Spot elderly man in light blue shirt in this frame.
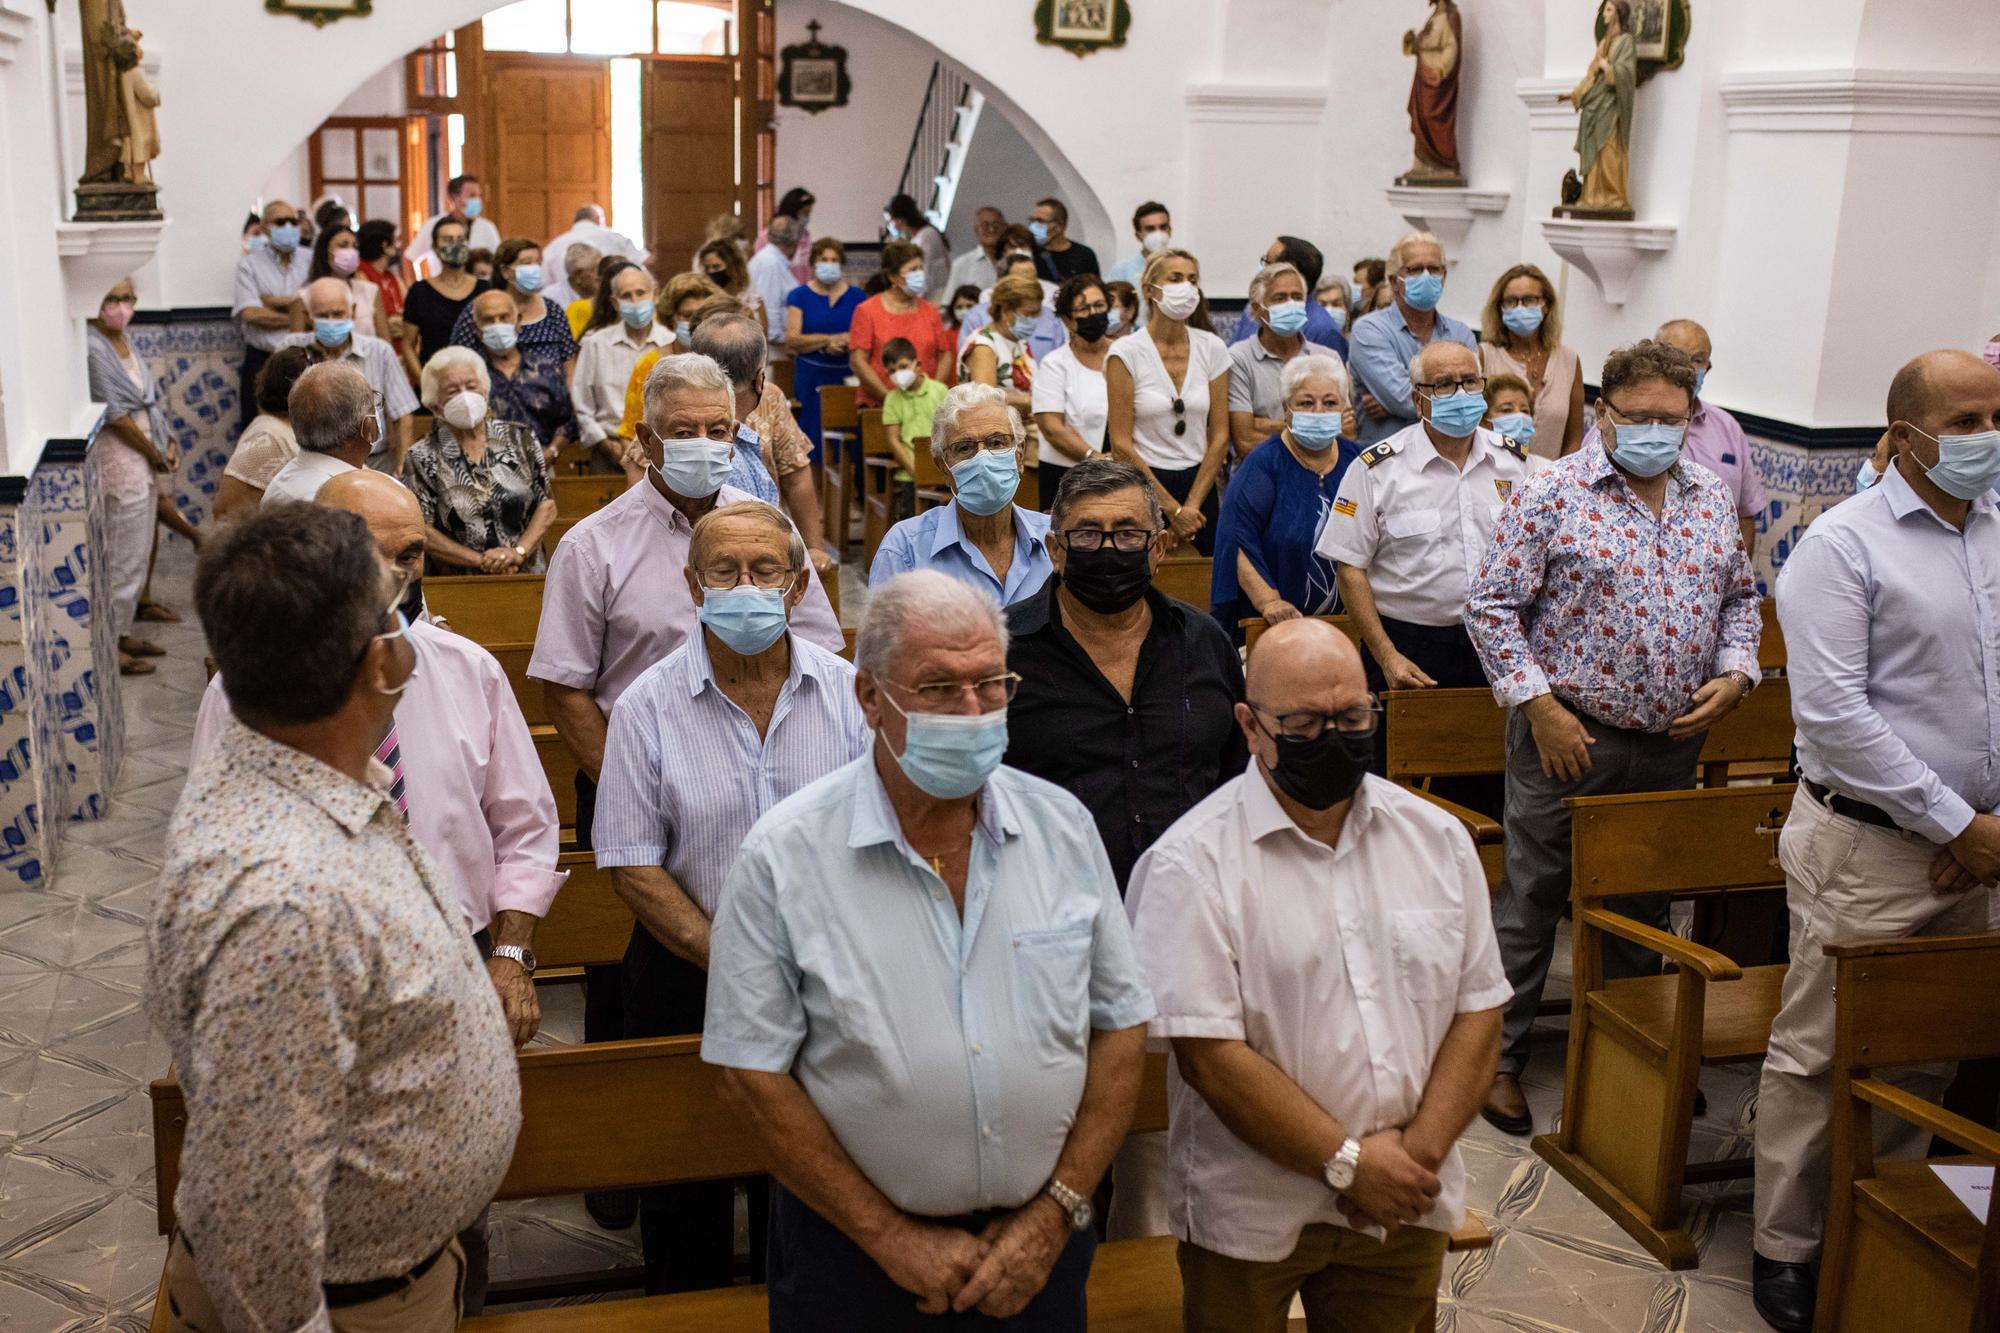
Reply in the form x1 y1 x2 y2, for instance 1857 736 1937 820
869 383 1054 607
704 569 1154 1332
1751 347 2000 1333
233 199 313 429
1346 231 1476 446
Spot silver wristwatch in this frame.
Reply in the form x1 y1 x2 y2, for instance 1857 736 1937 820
1044 1177 1093 1231
1724 669 1754 699
1323 1137 1363 1192
491 943 537 976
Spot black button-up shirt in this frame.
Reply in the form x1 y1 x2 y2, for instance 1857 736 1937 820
1005 578 1248 890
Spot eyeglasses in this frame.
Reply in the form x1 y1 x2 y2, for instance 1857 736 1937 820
1250 697 1383 741
1414 376 1486 395
941 433 1018 467
698 561 800 590
1058 527 1158 552
1602 399 1691 429
890 672 1022 709
1070 300 1109 318
1499 295 1546 310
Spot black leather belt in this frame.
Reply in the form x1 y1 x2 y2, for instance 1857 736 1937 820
1803 778 1899 831
322 1243 449 1308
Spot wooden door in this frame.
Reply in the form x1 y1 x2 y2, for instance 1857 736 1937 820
642 58 736 277
737 0 776 228
308 115 428 240
483 55 612 246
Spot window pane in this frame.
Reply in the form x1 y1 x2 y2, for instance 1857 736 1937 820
363 184 402 228
444 50 457 99
482 0 567 53
318 129 357 181
571 0 653 55
447 113 465 180
362 129 401 180
657 1 729 55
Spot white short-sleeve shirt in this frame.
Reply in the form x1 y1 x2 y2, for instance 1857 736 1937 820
1107 327 1231 472
1316 420 1529 627
1125 769 1512 1264
1029 342 1108 466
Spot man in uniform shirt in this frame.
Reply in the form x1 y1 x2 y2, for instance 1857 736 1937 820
1346 232 1477 446
1126 619 1507 1332
150 505 519 1333
232 198 312 430
279 277 422 468
1750 348 2000 1333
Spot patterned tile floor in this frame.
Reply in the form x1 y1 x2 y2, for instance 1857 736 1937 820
0 544 1771 1332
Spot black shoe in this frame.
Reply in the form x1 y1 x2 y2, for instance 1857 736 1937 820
1751 1254 1815 1333
585 1188 638 1230
1480 1103 1534 1136
1694 1088 1708 1118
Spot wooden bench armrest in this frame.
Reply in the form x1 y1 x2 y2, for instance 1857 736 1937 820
1406 789 1502 843
1853 1077 2000 1161
1823 932 2000 960
1576 907 1744 982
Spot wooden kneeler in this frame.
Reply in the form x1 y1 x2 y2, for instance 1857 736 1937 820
1533 784 1795 1267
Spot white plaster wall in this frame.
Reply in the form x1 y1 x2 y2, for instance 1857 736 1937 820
943 103 1065 254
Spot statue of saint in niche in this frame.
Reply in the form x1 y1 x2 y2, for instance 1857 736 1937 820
75 0 163 219
1558 0 1638 218
1399 0 1464 186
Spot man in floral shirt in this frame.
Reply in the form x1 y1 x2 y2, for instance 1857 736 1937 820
1463 339 1762 1135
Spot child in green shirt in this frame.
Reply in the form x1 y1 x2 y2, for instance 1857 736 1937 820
880 337 949 478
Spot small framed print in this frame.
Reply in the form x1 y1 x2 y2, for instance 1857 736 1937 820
265 0 373 27
779 21 852 115
1036 0 1131 58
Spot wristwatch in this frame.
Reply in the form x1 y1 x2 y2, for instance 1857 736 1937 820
1323 1137 1364 1192
1044 1177 1094 1231
491 943 537 976
1723 669 1755 699
511 544 527 559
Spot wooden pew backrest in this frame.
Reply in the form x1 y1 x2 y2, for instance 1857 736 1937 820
1829 934 2000 1072
427 574 546 646
550 475 625 523
1569 784 1794 901
1151 557 1211 608
1759 598 1784 673
534 853 635 971
486 642 546 726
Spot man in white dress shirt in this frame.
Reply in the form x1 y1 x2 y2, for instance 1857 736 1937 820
279 278 422 467
748 214 803 345
543 201 647 279
1126 619 1506 1333
1750 348 2000 1333
264 362 373 506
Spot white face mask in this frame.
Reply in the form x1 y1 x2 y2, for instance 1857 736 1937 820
1141 229 1171 253
441 390 487 430
890 367 918 391
1155 281 1201 321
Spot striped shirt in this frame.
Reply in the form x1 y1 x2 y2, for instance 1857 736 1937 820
232 244 314 352
593 629 871 919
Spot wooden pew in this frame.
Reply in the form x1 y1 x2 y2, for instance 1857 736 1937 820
484 642 547 726
551 474 626 522
1759 597 1784 674
1239 614 1360 653
426 574 545 646
536 725 578 840
818 384 859 551
1532 784 1795 1268
858 408 894 568
1815 933 2000 1333
532 852 635 974
150 1040 1491 1332
1151 556 1211 608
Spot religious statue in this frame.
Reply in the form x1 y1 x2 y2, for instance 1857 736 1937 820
1398 0 1464 186
1557 0 1637 218
74 0 163 220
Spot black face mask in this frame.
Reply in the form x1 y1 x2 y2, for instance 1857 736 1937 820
1262 725 1373 810
1061 545 1153 616
1073 312 1111 342
397 579 426 626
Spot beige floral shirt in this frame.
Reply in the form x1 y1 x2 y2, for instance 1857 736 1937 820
147 717 521 1333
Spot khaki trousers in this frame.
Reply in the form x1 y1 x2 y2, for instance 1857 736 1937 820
1179 1224 1448 1333
163 1231 466 1333
1752 787 1997 1261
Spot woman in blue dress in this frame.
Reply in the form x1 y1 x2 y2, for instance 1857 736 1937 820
1211 352 1361 641
784 237 867 458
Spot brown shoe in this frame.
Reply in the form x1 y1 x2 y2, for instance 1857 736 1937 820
136 600 181 623
119 636 165 657
119 654 156 677
1481 1073 1533 1136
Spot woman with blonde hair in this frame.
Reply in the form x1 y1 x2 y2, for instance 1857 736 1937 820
960 272 1044 434
1477 261 1584 458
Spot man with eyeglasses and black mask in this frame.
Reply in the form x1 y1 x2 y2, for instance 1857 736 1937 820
1126 618 1506 1333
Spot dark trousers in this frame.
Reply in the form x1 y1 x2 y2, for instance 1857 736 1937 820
1153 465 1219 557
1361 617 1503 819
238 344 269 432
623 925 768 1293
768 1183 1096 1332
573 771 623 1046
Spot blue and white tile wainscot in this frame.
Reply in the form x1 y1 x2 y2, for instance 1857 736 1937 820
128 308 246 530
0 478 53 885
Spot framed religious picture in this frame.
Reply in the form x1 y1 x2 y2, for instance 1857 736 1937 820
779 21 851 114
1035 0 1131 58
265 0 372 26
1603 0 1690 82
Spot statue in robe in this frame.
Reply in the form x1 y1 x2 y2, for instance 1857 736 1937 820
1561 0 1638 216
73 0 161 218
1399 0 1464 185
114 27 161 186
77 0 132 185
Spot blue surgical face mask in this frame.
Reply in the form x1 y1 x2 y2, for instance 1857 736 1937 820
1290 411 1342 451
675 319 693 343
1400 270 1444 312
950 447 1020 516
1105 308 1124 333
1493 412 1537 446
1501 304 1544 336
1426 389 1487 438
651 434 735 498
313 317 353 347
1029 220 1051 246
699 584 790 656
1010 314 1039 341
883 693 1010 799
480 322 518 353
619 299 655 329
903 269 929 298
1265 300 1309 335
462 196 483 219
814 260 842 284
1911 426 2000 501
1854 458 1880 493
1606 419 1688 478
246 233 271 253
1694 367 1709 398
1326 306 1348 333
510 263 544 294
268 222 301 251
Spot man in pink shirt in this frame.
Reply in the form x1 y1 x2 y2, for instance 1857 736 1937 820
1655 320 1768 556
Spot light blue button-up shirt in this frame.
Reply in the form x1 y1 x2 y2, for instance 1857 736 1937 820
728 423 781 504
232 244 315 353
1345 303 1478 445
703 755 1156 1217
868 501 1054 607
1777 457 2000 843
593 631 871 918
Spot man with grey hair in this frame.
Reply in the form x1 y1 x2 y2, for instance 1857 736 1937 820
530 354 842 1234
1348 230 1477 445
279 276 421 468
689 311 784 505
264 361 378 505
749 213 802 344
705 568 1154 1330
546 242 602 311
1228 260 1318 455
869 382 1054 606
595 499 869 1294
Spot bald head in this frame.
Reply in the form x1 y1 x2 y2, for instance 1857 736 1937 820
1656 319 1712 370
303 277 355 321
1411 340 1478 386
1245 618 1366 707
1887 348 2000 443
472 289 515 322
317 470 427 592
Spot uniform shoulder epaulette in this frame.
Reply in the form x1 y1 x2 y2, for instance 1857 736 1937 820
1495 434 1529 460
1359 438 1402 469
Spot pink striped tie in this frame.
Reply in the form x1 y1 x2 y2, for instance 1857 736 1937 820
373 723 409 822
